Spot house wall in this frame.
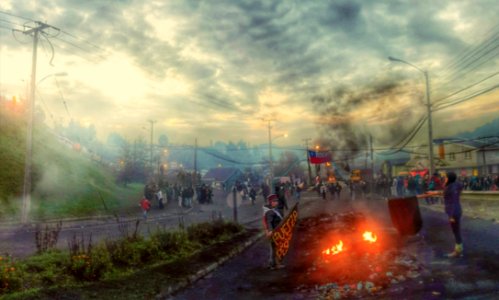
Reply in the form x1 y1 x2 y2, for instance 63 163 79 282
437 143 499 176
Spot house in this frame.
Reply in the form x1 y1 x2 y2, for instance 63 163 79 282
435 137 499 176
202 167 244 191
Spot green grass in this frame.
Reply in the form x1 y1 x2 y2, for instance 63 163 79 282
0 221 255 300
0 109 143 221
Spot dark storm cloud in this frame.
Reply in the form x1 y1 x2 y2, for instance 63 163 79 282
2 0 498 143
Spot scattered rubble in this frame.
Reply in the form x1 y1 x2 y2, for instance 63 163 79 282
293 211 425 299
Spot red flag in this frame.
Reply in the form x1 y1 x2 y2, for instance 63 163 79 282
308 150 332 164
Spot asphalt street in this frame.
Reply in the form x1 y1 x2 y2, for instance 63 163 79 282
0 189 269 258
1 190 498 299
170 191 499 300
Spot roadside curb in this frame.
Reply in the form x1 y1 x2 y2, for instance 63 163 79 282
156 231 265 299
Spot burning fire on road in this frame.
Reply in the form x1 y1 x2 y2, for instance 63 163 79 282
293 211 424 299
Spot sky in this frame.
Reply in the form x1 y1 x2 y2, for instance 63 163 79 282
0 0 498 152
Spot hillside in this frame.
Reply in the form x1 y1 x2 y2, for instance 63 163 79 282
455 118 499 139
0 107 142 221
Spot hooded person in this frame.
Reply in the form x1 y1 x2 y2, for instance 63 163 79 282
417 171 464 258
262 194 285 269
443 171 464 257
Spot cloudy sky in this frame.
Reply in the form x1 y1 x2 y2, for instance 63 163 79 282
0 0 498 151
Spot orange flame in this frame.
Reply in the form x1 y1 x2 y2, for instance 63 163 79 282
322 240 344 256
363 231 377 243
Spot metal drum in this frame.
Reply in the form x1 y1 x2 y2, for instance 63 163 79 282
388 196 423 236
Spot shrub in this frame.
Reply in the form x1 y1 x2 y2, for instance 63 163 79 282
151 230 192 255
0 255 23 294
35 222 62 253
105 238 145 268
187 220 244 245
68 247 112 281
21 251 67 286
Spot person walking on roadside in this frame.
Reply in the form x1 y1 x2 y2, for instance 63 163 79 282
139 196 151 220
263 194 284 270
275 184 289 216
418 171 464 258
249 186 257 205
157 189 164 209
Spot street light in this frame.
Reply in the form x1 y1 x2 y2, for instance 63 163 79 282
388 56 434 175
37 72 68 85
22 71 68 224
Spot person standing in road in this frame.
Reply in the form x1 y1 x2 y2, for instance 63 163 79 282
262 194 284 270
249 186 257 205
419 171 464 258
139 196 151 220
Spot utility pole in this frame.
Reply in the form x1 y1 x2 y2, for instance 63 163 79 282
193 138 198 186
262 118 276 191
388 57 434 176
425 71 435 176
148 120 156 177
21 21 50 224
370 134 374 197
268 119 274 191
303 138 313 186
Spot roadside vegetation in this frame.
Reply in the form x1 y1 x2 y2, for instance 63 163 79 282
1 218 253 299
0 107 143 221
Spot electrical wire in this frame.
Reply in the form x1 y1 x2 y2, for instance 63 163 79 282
433 71 499 104
439 41 499 87
433 84 499 112
0 10 36 22
437 23 499 78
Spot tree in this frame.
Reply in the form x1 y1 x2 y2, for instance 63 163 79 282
158 134 169 147
274 151 305 179
117 137 148 185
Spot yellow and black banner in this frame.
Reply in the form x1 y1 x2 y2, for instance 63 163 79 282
271 203 299 261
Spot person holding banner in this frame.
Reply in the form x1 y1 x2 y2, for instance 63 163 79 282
263 194 285 270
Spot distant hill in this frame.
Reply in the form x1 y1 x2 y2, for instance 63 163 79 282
454 118 499 139
0 106 142 221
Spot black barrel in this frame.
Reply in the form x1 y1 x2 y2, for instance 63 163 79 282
388 196 423 236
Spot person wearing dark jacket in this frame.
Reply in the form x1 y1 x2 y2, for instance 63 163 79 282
274 185 288 216
419 171 464 257
442 171 464 257
263 194 284 269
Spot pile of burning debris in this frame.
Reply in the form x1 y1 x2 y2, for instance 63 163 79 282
293 211 424 299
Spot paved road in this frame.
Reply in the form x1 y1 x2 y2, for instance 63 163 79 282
170 191 499 300
0 190 275 259
2 189 498 299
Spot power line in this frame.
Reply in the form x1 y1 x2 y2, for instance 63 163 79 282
0 10 36 22
440 40 499 86
58 29 106 53
433 71 499 104
437 23 499 77
0 18 25 28
433 84 499 112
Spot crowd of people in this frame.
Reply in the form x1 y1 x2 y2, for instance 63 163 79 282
140 182 215 218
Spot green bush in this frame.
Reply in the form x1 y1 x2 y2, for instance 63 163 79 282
187 220 244 245
67 245 112 281
0 255 24 295
105 237 154 268
21 251 67 287
151 230 191 254
0 219 248 298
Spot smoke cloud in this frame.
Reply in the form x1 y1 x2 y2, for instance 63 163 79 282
311 78 426 158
